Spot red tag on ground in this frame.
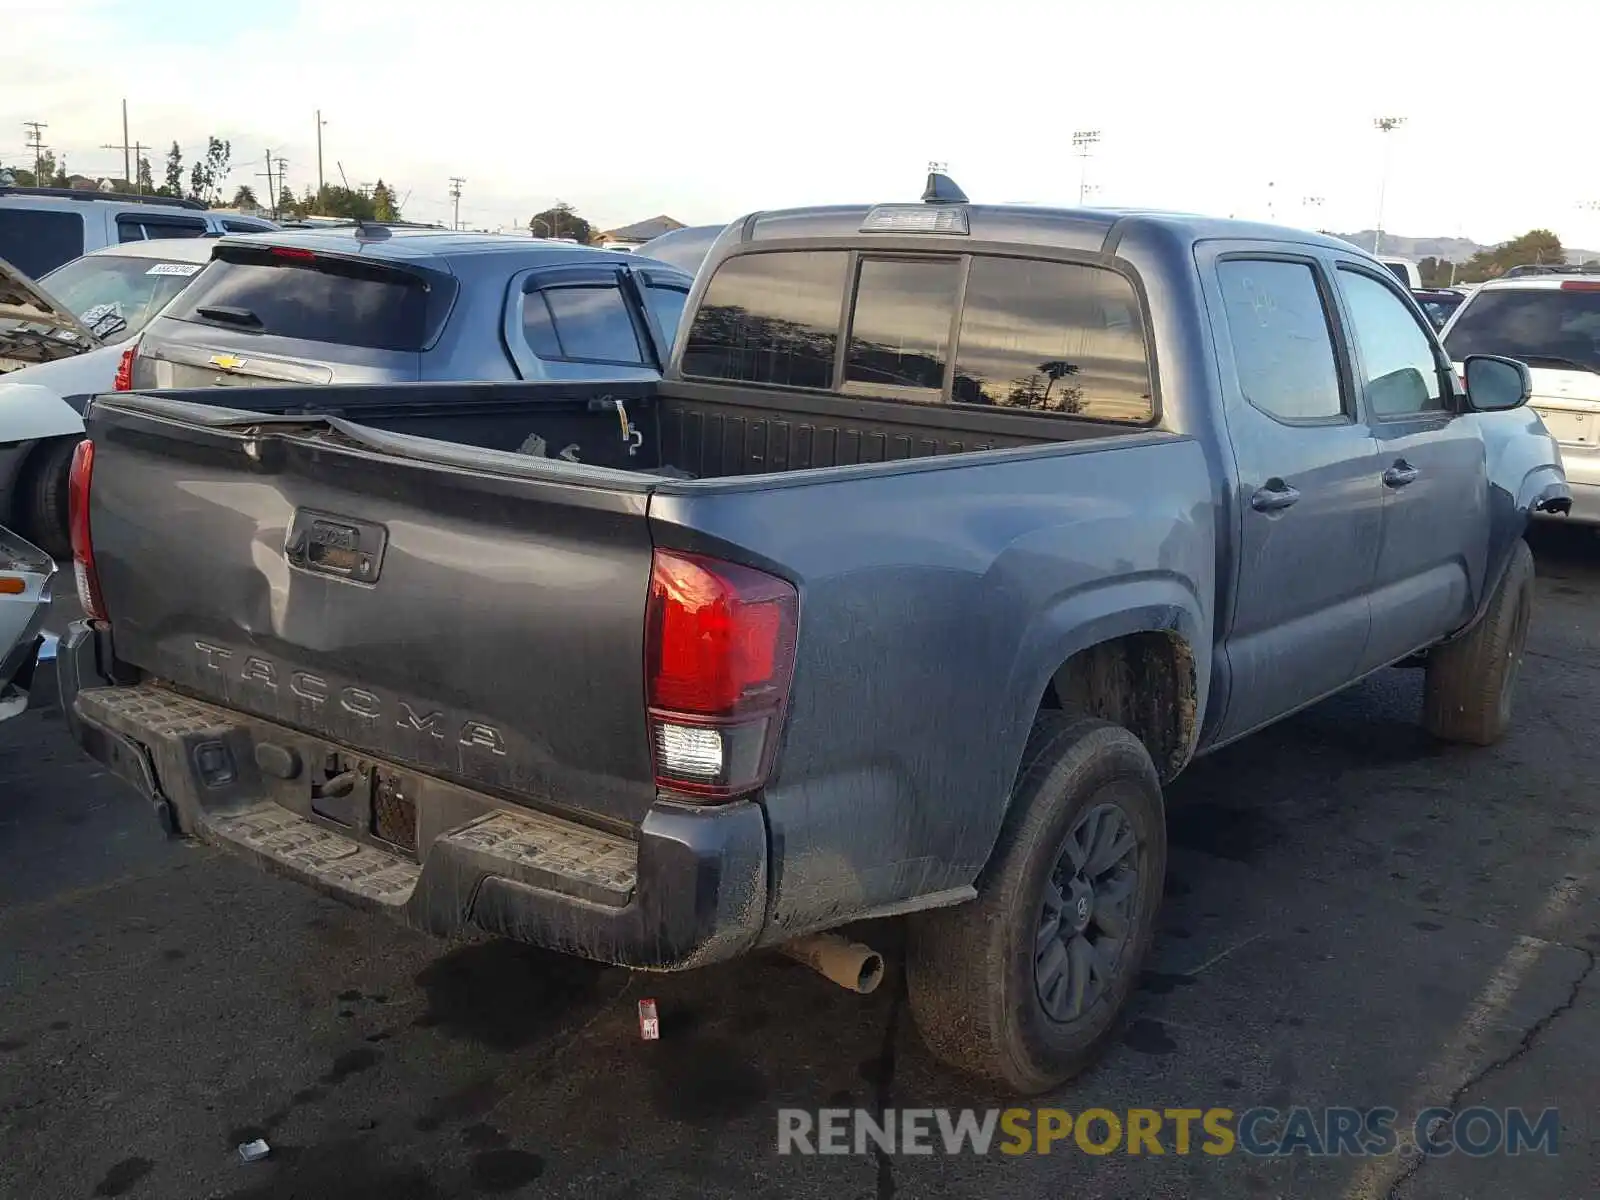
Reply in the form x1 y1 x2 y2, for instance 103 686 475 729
638 998 660 1040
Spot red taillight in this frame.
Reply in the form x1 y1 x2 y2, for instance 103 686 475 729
68 440 107 621
1560 280 1600 292
645 550 797 798
112 345 136 391
270 246 316 261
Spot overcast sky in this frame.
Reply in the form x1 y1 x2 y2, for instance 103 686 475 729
4 0 1597 247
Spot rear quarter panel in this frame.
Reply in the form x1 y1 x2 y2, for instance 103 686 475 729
649 434 1215 937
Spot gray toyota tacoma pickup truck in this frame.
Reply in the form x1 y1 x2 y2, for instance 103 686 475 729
57 175 1569 1093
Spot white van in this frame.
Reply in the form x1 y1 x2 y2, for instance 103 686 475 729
0 186 275 279
1378 256 1423 290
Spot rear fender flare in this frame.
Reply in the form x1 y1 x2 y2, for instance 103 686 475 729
981 576 1209 861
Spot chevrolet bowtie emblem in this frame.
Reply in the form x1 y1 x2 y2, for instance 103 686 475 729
208 354 247 371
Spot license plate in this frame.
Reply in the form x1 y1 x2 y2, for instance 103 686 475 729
1536 409 1595 446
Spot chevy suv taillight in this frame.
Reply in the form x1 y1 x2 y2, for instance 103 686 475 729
645 550 798 799
112 345 137 391
68 440 108 620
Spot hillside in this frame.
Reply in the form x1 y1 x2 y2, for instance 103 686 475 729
1333 230 1600 265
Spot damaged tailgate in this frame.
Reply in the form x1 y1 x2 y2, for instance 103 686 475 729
82 394 662 828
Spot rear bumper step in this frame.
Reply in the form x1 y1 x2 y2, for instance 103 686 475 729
61 623 767 969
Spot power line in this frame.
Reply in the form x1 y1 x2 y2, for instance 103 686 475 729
448 177 465 230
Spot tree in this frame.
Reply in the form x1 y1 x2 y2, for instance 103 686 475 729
163 142 184 197
1460 229 1565 283
313 184 378 221
188 161 206 201
203 137 231 203
231 184 259 210
136 154 154 195
277 184 299 218
529 202 593 244
370 178 399 222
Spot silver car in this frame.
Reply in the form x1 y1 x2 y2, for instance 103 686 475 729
1441 270 1600 523
0 524 53 723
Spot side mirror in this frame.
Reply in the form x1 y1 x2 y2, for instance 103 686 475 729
1463 354 1531 412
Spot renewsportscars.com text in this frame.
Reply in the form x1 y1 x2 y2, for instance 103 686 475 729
777 1106 1560 1158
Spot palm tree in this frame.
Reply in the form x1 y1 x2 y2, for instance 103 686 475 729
1037 360 1079 403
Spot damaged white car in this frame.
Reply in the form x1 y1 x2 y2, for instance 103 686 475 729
0 237 225 557
0 524 53 723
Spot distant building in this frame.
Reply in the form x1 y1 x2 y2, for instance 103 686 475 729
599 215 686 246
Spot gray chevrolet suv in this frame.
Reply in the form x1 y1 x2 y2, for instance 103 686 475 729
127 225 692 391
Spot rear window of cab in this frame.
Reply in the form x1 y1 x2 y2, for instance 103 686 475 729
680 249 1155 424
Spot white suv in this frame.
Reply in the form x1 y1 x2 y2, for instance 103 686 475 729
0 186 275 280
1441 269 1600 524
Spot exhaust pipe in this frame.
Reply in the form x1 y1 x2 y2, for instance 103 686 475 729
781 932 885 995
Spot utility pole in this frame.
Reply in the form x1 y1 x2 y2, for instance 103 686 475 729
23 121 47 183
315 110 327 202
448 177 465 230
1072 130 1100 205
1372 115 1406 257
257 150 277 216
121 100 130 183
100 140 150 193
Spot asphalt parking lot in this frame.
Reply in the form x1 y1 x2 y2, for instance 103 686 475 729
2 527 1597 1200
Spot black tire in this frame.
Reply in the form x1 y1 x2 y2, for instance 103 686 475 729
20 437 78 562
906 715 1167 1094
1423 538 1534 746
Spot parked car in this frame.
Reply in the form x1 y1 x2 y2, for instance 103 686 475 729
636 223 724 276
0 237 228 556
0 524 52 723
1413 287 1466 330
1378 256 1423 289
0 186 275 280
58 175 1566 1094
1440 271 1600 523
126 226 693 392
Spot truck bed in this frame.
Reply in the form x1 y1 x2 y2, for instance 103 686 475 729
105 377 1143 479
77 379 1208 917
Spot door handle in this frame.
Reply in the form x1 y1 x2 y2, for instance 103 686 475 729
1383 461 1419 488
1250 480 1301 512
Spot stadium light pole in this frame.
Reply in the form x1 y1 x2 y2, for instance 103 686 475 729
1372 116 1406 256
1072 130 1100 205
1579 201 1600 266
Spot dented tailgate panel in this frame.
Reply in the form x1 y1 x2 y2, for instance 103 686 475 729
85 404 660 826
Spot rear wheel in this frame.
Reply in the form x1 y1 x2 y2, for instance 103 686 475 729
906 716 1166 1094
1423 538 1534 746
21 437 78 562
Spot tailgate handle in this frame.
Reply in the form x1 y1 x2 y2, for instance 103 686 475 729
285 509 389 584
